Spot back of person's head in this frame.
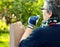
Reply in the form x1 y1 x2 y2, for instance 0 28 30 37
44 0 60 19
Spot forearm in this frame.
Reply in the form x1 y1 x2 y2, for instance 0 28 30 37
20 16 39 42
10 22 25 47
20 28 33 42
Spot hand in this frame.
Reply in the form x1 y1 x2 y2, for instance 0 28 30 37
28 15 40 29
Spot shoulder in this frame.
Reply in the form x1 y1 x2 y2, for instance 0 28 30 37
33 25 60 35
26 26 55 40
30 26 47 37
33 26 50 33
32 26 54 36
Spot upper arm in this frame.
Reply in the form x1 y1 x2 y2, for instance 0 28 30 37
19 27 45 47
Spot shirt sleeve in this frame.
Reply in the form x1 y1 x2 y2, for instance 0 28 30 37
19 27 45 47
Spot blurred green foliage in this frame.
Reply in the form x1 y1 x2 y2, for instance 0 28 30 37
0 20 9 29
0 20 10 47
0 0 44 26
0 33 10 47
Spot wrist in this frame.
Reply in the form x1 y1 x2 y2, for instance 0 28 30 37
27 24 34 29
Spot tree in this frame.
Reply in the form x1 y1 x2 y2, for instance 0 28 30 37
0 0 44 26
0 0 14 24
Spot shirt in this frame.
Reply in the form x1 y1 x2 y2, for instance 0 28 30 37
19 24 60 47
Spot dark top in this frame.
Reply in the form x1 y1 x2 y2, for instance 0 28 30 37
19 24 60 47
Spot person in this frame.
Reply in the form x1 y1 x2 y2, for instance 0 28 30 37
10 16 39 47
19 0 60 47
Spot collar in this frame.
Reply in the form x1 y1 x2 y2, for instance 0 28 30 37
41 18 60 27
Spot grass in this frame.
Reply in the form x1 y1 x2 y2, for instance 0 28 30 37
0 33 10 47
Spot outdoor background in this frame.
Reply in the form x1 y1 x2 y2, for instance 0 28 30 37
0 0 43 47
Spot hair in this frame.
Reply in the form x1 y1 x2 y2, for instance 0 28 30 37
44 0 60 19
